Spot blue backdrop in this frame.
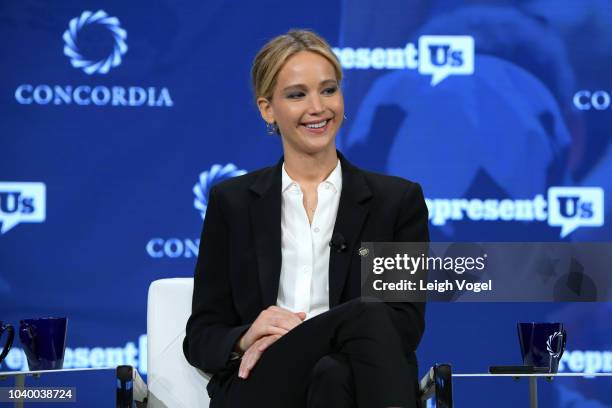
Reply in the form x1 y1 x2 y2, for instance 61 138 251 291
1 0 611 406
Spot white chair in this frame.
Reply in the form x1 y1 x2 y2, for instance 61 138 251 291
147 278 211 408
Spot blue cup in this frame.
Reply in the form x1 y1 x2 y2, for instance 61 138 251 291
19 317 68 371
518 322 566 373
0 321 15 365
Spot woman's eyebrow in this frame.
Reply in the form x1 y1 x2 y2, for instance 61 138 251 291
319 79 338 86
281 79 338 92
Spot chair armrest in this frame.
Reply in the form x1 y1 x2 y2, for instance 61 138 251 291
419 364 453 408
116 365 148 407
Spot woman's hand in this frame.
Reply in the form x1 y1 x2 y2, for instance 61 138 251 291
238 334 282 379
237 306 306 352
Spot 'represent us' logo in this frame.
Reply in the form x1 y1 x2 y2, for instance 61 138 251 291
333 35 474 86
548 187 604 238
418 36 474 86
0 182 46 234
425 186 605 238
63 10 128 75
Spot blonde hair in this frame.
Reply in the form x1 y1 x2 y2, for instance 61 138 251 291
251 29 343 104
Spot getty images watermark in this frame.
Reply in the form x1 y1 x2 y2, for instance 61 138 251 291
360 242 612 302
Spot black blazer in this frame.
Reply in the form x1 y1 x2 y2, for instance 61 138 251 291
183 151 429 375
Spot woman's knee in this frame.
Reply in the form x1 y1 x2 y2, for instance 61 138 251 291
308 354 354 399
307 354 355 408
350 299 393 324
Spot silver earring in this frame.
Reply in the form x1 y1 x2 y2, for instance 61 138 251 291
266 122 274 135
266 122 278 135
343 114 348 120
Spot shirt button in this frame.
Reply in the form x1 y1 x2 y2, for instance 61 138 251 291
313 227 320 233
325 184 330 190
302 266 309 274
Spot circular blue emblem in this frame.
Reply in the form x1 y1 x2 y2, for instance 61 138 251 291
194 164 247 220
63 10 128 75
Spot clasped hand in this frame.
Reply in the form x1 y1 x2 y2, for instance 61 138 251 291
237 306 306 379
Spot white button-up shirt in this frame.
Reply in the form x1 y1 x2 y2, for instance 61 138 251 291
276 160 342 319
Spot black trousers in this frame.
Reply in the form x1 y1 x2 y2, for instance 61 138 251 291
209 299 420 408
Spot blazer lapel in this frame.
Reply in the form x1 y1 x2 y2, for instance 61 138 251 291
329 153 373 307
249 161 283 308
249 153 372 309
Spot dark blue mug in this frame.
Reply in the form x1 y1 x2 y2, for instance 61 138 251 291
0 321 15 365
518 322 566 373
19 317 68 371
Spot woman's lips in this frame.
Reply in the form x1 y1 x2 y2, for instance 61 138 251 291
301 118 331 134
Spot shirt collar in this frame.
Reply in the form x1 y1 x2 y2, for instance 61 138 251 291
325 159 342 193
282 160 342 193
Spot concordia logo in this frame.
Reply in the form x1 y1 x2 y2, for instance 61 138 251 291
146 163 247 259
573 90 611 111
63 10 128 75
0 182 46 234
193 163 247 220
14 9 173 108
333 35 474 86
425 186 604 238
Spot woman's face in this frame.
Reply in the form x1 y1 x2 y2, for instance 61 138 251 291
258 51 344 156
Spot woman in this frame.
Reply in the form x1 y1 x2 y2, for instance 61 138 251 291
183 29 429 408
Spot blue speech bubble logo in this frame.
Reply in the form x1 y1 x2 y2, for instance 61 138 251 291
0 182 46 234
548 187 604 238
418 36 474 86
